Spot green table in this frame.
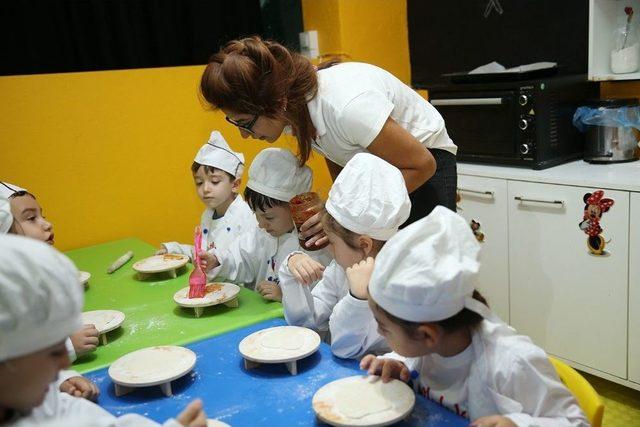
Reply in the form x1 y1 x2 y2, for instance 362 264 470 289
65 238 283 373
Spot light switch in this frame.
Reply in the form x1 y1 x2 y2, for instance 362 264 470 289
299 30 319 59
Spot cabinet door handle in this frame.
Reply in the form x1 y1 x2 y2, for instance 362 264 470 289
514 196 565 206
458 188 495 197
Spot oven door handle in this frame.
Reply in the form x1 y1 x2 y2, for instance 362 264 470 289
430 98 504 106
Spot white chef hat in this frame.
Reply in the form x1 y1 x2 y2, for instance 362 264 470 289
0 181 27 199
0 234 83 361
194 131 245 178
247 148 312 202
0 195 12 234
325 153 411 241
369 206 493 323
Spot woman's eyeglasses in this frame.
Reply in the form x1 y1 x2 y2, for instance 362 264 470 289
225 115 258 134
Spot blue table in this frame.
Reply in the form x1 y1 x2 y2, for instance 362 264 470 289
86 319 468 426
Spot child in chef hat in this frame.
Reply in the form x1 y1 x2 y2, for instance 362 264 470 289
160 131 257 257
0 234 208 426
279 152 410 359
358 207 588 426
199 147 331 301
0 182 55 245
1 182 100 394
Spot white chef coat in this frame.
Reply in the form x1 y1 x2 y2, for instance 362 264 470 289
280 259 388 359
162 195 257 259
209 228 331 290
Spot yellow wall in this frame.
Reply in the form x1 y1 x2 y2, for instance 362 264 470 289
300 0 343 56
0 66 332 251
301 0 410 84
0 1 408 251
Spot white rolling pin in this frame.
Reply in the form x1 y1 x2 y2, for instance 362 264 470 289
107 251 134 274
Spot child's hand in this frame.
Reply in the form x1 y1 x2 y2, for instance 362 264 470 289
155 246 168 255
70 324 100 357
470 416 517 427
360 355 410 383
300 212 328 249
197 250 219 272
59 376 100 401
176 399 207 427
346 257 375 300
257 281 282 302
288 253 324 285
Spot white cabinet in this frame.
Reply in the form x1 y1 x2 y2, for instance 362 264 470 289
629 193 640 384
457 175 510 323
507 181 629 377
458 160 640 388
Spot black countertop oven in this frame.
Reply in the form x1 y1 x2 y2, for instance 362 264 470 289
428 76 597 170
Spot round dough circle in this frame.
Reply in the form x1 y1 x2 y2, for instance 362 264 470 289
108 345 196 387
133 254 189 273
238 326 320 364
312 375 415 427
81 310 125 334
173 283 240 308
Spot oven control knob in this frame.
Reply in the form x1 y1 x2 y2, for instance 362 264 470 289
518 94 529 106
519 143 531 155
519 118 530 130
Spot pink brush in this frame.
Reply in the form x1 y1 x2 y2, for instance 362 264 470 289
188 226 207 298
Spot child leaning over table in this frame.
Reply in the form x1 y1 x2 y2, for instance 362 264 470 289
356 207 588 426
278 153 410 359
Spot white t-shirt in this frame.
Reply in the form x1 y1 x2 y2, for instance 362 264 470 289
416 343 474 417
307 62 457 167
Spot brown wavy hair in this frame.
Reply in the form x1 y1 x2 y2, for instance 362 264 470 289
321 209 385 253
200 36 321 166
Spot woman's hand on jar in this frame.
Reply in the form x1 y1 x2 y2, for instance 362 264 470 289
299 212 328 248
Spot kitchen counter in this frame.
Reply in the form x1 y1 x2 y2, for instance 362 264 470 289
457 160 640 192
458 160 640 192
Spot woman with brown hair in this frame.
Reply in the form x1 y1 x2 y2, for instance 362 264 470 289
200 36 457 249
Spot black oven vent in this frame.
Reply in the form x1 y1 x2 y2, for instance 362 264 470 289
548 92 559 149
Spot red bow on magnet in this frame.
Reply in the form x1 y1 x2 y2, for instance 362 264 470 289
586 190 614 212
